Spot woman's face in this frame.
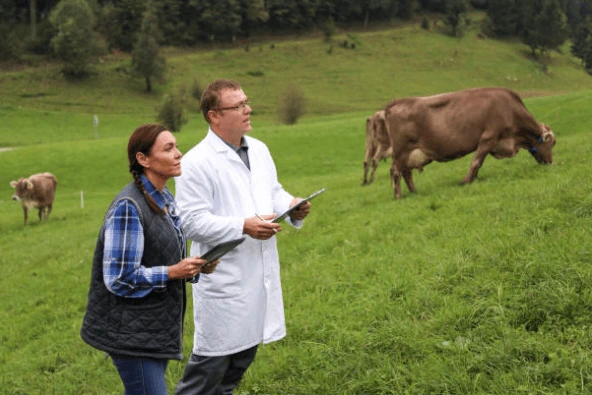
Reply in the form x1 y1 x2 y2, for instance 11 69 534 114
140 131 182 186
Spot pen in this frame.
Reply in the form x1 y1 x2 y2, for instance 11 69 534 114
255 213 277 233
255 213 266 222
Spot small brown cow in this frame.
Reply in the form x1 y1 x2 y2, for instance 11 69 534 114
384 87 556 199
362 110 393 185
10 172 58 225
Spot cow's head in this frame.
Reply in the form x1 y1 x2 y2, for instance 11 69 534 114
9 178 33 200
528 123 556 164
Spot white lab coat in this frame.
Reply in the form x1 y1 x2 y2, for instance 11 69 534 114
175 129 301 356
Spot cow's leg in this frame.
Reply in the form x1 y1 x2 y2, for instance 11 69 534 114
369 146 385 184
463 146 490 184
23 206 28 226
402 168 416 193
47 203 53 220
390 161 402 199
462 130 499 184
362 161 370 185
369 158 379 184
38 207 44 222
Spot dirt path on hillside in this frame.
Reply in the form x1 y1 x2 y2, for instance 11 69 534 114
519 90 571 99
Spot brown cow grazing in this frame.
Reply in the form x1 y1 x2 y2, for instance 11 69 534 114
362 110 393 185
384 87 556 199
10 172 58 225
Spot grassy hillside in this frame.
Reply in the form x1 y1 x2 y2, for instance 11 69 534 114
1 14 592 395
2 15 592 148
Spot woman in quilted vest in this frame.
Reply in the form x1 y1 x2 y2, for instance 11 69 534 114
81 123 218 394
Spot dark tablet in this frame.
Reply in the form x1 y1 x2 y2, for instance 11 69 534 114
272 187 326 223
200 237 246 263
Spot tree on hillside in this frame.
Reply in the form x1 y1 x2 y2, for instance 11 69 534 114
49 0 103 77
0 3 22 62
96 0 144 52
362 0 398 26
190 0 242 41
153 0 187 45
131 0 165 93
396 0 415 19
267 0 317 30
30 0 37 41
583 35 592 74
444 0 468 37
571 16 592 62
571 16 592 73
486 0 517 37
519 0 567 59
535 0 568 56
239 0 269 37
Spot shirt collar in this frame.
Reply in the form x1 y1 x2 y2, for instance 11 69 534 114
140 174 175 211
210 128 248 152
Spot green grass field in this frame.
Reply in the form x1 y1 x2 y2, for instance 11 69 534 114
2 15 592 394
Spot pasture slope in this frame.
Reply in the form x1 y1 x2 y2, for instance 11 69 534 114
1 17 592 394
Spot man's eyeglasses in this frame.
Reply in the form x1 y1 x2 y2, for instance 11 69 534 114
215 99 251 112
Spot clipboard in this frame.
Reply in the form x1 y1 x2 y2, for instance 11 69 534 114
272 187 326 223
200 237 246 263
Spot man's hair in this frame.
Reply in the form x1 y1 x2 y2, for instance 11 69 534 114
200 79 242 123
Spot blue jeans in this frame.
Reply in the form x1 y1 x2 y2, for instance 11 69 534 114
111 354 169 395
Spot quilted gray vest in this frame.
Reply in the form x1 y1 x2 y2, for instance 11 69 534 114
80 182 186 360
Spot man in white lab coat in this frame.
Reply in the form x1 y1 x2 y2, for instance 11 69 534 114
174 79 311 395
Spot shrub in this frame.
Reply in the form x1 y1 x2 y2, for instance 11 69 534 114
156 91 188 132
421 17 430 30
277 84 306 125
321 16 336 43
24 20 56 55
0 24 23 62
246 70 265 77
190 79 203 101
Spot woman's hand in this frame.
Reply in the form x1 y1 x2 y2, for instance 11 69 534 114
168 257 207 280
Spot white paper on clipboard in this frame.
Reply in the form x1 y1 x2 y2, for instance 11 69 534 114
272 187 326 223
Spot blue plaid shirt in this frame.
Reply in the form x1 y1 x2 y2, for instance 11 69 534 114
103 176 185 298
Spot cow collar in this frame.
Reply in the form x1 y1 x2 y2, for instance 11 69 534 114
528 136 545 153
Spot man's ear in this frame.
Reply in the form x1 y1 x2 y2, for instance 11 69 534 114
136 152 149 168
208 110 220 125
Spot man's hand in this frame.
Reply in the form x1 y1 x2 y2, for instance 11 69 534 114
288 198 311 221
200 259 220 274
243 214 281 240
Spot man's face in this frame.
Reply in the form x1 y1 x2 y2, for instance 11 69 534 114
213 88 252 140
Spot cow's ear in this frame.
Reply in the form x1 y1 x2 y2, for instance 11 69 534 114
24 179 34 190
9 181 17 188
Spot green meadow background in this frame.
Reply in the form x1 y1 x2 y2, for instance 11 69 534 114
2 16 592 394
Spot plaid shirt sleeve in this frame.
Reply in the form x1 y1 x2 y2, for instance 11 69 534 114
103 199 169 298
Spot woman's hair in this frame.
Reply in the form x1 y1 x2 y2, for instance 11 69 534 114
200 79 242 123
127 123 167 214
